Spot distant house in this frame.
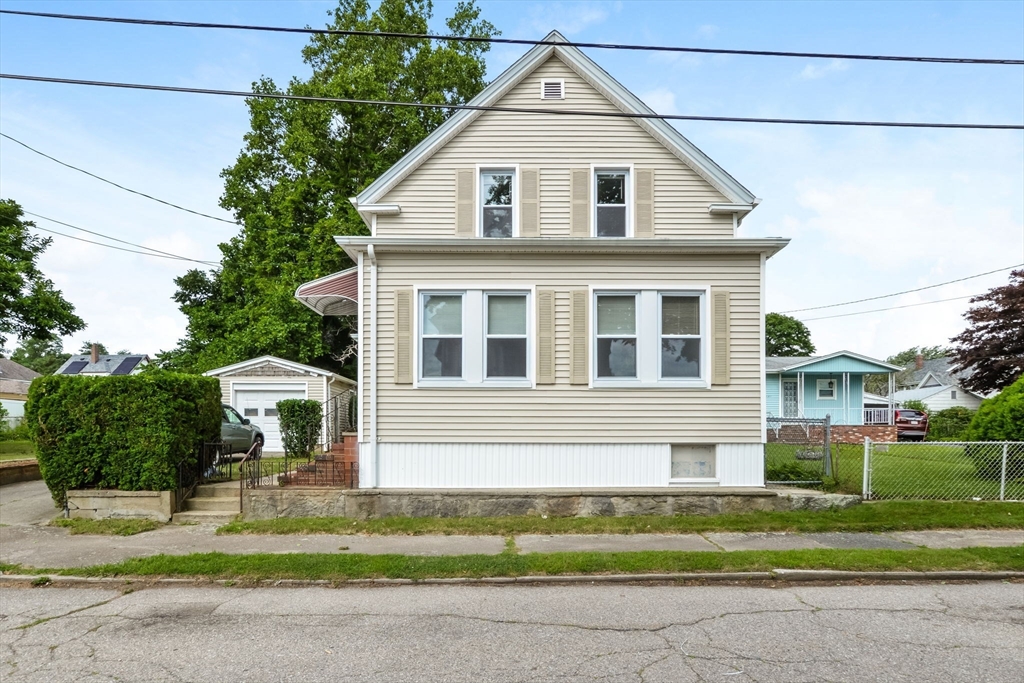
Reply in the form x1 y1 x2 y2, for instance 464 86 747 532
54 346 149 377
892 355 985 412
766 351 902 425
0 357 40 424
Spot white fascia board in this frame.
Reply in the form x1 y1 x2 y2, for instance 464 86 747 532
772 350 903 374
709 203 755 214
334 236 789 257
355 41 558 206
205 355 344 381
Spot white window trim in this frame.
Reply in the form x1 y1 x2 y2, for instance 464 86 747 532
589 284 710 389
658 292 704 381
591 163 634 238
816 378 837 401
476 163 519 238
539 78 565 100
414 284 535 389
484 292 531 383
669 445 720 486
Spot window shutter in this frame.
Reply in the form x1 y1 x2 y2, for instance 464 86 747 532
536 289 555 384
520 168 540 237
394 288 413 384
569 169 590 237
569 289 589 384
711 290 731 385
634 169 654 237
455 169 475 237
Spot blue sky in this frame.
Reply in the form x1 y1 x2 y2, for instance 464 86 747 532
1 0 1022 361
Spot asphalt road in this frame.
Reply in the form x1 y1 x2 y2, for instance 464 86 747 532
1 582 1022 682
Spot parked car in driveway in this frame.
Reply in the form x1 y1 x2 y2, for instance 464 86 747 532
895 408 929 441
221 404 264 456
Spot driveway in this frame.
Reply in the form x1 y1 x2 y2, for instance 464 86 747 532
0 480 60 526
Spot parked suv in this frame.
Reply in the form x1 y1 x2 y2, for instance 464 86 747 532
895 408 929 441
221 404 264 456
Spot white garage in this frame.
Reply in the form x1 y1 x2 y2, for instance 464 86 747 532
204 356 356 453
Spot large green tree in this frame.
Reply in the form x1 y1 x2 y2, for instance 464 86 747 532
168 0 497 374
10 337 70 376
0 199 85 353
765 313 815 357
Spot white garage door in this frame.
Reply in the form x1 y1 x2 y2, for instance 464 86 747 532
234 387 306 452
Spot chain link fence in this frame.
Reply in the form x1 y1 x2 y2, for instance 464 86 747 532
765 416 833 486
863 441 1024 501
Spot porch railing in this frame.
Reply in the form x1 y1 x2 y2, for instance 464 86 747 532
324 388 357 448
771 408 894 425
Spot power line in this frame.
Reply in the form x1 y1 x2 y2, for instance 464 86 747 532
3 73 1022 130
799 294 979 321
2 9 1022 66
1 133 237 225
26 211 220 266
780 264 1023 313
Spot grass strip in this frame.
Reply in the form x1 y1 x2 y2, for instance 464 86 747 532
8 546 1019 582
50 519 162 536
217 501 1024 537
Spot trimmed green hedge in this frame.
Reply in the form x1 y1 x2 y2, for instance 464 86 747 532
277 399 323 459
25 373 221 506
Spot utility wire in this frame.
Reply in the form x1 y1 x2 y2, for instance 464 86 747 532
2 9 1022 65
799 294 979 321
780 263 1023 313
3 74 1022 130
26 211 220 266
1 133 236 225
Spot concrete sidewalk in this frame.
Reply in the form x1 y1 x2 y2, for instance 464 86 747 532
2 480 1022 570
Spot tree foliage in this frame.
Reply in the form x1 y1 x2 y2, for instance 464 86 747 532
950 269 1024 395
0 199 85 352
277 399 324 460
966 375 1024 442
765 313 815 357
10 337 70 376
865 345 950 395
167 0 497 375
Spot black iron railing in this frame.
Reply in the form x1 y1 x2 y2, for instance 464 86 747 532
175 441 234 512
324 389 357 447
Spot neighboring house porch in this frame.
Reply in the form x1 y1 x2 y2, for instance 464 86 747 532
766 352 902 426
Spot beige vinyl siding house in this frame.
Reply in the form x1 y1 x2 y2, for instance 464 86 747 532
298 32 788 489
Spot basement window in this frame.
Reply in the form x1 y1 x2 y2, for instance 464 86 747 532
670 444 717 483
540 79 565 100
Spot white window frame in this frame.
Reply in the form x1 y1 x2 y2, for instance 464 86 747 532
951 389 957 400
476 164 519 238
590 285 709 389
816 379 837 400
484 292 530 381
593 291 639 382
658 292 704 381
414 285 534 389
591 163 633 238
669 444 720 486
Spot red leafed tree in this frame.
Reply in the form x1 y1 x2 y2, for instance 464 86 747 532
950 269 1024 394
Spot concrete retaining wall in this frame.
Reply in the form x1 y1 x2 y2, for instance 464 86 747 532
243 487 859 521
67 490 176 522
0 460 41 486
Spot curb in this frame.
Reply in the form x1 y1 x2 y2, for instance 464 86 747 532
2 570 1021 588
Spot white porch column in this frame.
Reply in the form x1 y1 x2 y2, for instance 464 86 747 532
797 372 804 417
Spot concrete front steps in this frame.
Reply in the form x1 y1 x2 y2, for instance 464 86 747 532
172 481 240 525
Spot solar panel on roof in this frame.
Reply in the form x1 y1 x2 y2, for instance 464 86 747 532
62 360 88 375
110 357 142 375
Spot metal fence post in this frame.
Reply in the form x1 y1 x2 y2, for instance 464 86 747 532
1000 443 1008 502
823 414 833 478
862 437 871 500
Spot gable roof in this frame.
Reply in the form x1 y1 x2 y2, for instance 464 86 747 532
897 357 974 390
765 350 902 374
892 385 953 403
55 354 149 375
353 30 756 219
0 358 41 382
203 355 356 385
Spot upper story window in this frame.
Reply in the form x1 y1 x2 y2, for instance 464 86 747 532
480 170 515 238
595 169 628 237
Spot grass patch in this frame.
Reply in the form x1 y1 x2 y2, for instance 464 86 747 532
51 518 162 536
41 546 1024 581
217 501 1024 537
0 440 35 461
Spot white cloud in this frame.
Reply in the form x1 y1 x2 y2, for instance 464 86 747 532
521 1 612 37
639 88 678 115
798 59 849 80
696 24 719 40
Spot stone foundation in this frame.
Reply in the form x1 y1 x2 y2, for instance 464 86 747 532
67 489 176 522
242 487 860 520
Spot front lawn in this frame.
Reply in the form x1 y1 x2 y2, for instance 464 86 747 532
217 501 1024 536
0 440 35 461
5 546 1020 582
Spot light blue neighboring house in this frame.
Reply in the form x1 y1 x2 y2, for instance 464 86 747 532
766 351 903 426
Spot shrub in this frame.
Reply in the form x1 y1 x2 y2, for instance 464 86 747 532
25 373 220 506
0 421 31 441
926 407 975 441
277 399 323 460
964 377 1024 480
900 399 929 413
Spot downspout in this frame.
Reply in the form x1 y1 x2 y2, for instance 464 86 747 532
368 236 378 488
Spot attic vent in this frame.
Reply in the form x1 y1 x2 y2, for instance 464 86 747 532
540 79 564 100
